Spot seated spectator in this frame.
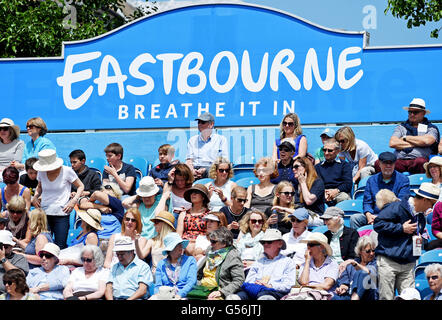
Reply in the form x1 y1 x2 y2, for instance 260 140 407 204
423 263 442 300
149 144 179 191
69 149 102 197
426 201 442 251
265 181 296 234
26 243 70 300
186 112 229 180
123 176 165 239
18 157 38 197
151 232 197 300
273 112 308 161
292 157 325 227
332 236 378 300
1 166 31 213
236 210 268 270
229 229 296 300
245 157 278 213
205 157 237 211
189 227 244 300
314 128 336 165
0 216 6 231
105 236 153 300
281 208 311 266
315 139 352 206
335 126 377 183
134 211 176 276
322 207 359 265
0 118 24 178
0 269 38 300
63 245 109 300
6 196 30 244
220 186 249 239
350 151 410 230
0 230 29 295
104 208 148 269
298 233 339 294
79 182 125 240
270 138 297 186
424 156 442 199
387 98 440 174
102 142 137 196
193 212 228 262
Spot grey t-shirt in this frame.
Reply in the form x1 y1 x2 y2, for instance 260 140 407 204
392 125 439 159
0 139 24 172
0 253 30 294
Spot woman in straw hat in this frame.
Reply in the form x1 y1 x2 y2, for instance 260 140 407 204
69 209 103 247
134 210 176 276
31 149 84 250
0 118 24 177
424 156 442 201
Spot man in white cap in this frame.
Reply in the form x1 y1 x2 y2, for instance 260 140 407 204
186 112 229 179
374 182 440 300
389 98 440 174
105 236 153 300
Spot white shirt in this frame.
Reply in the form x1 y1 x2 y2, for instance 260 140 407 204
281 229 310 266
68 267 109 294
339 138 378 177
186 131 229 167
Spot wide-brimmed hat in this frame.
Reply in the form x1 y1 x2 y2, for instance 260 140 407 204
136 176 159 197
301 232 333 256
162 232 189 256
38 243 61 261
33 149 63 172
203 213 220 222
113 236 135 252
412 182 440 201
183 184 210 204
403 98 430 114
150 211 176 230
0 118 20 138
259 229 287 250
423 156 442 174
77 209 104 231
0 230 15 246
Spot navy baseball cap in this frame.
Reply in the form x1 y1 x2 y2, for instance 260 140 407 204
379 152 397 163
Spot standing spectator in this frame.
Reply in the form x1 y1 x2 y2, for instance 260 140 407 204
387 98 440 174
1 166 31 213
32 149 84 249
335 126 378 184
220 186 249 239
105 236 153 300
205 157 237 211
0 269 38 300
149 144 179 191
273 112 308 161
0 118 24 178
19 157 38 196
265 181 296 235
281 208 311 266
374 183 439 300
423 263 442 300
315 139 353 206
103 142 137 196
186 112 229 180
314 128 336 165
69 149 102 197
350 151 410 230
270 138 297 186
6 196 30 244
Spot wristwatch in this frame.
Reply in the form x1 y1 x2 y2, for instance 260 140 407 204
402 136 407 142
0 257 7 264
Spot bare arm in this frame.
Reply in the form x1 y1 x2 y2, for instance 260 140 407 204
127 282 147 300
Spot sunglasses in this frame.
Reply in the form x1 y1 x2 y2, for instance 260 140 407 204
364 249 375 254
292 164 301 169
261 240 277 245
39 252 54 259
3 280 13 286
427 275 439 281
408 110 423 115
217 168 230 173
282 121 295 127
124 217 137 223
323 148 335 153
26 125 39 129
279 147 292 153
210 240 219 245
250 219 264 225
81 257 94 263
197 120 209 125
307 243 321 248
0 127 9 132
337 139 347 144
9 210 24 215
280 191 295 197
290 217 302 223
235 198 247 203
104 185 113 190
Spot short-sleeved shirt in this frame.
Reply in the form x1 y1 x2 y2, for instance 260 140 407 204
68 267 109 295
339 139 378 177
0 253 30 294
22 136 56 163
392 124 439 160
294 178 325 215
0 139 24 172
186 132 229 168
26 265 70 300
298 256 339 293
102 162 137 196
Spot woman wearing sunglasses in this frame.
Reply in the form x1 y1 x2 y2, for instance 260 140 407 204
332 236 378 300
272 113 308 161
265 181 296 234
220 186 249 239
205 157 237 211
63 245 109 300
423 263 442 300
1 166 31 214
0 269 38 300
0 118 24 179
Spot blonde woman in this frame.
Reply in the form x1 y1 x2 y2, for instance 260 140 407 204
335 126 378 184
273 113 308 161
205 157 237 211
265 181 296 234
6 195 30 243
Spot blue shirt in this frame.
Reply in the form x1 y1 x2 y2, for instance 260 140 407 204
22 136 56 162
107 256 153 299
26 265 70 300
186 132 228 167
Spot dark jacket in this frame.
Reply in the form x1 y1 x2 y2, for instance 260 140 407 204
315 159 353 194
324 226 360 261
71 165 102 194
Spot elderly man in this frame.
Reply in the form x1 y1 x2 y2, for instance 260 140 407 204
315 139 352 206
0 230 29 295
105 236 153 300
386 98 440 174
271 138 297 185
186 112 229 179
374 182 440 300
350 151 410 230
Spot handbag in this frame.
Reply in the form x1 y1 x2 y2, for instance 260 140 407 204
186 285 218 300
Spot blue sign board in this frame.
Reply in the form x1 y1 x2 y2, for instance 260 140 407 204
1 3 441 131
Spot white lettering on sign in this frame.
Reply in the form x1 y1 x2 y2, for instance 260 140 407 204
57 47 364 110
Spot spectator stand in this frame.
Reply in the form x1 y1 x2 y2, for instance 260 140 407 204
414 249 442 298
87 157 107 180
408 174 432 196
336 199 363 228
232 163 255 182
353 176 369 200
234 176 260 189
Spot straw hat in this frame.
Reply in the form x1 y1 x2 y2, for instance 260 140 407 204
136 176 159 197
33 149 63 172
0 118 20 138
403 98 430 114
77 209 104 231
423 156 442 175
38 243 61 261
301 232 333 256
150 211 176 230
183 184 210 204
412 182 440 201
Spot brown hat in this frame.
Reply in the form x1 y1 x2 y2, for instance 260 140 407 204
183 184 210 204
150 211 176 230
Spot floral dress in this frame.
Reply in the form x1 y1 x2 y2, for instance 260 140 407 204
182 209 210 240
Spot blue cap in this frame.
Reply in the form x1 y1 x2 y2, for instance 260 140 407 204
162 232 189 256
320 128 336 138
288 207 309 221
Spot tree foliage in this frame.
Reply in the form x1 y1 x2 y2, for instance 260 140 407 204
0 0 155 58
385 0 442 38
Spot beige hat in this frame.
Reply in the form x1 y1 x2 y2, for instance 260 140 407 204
113 236 135 252
403 98 430 114
301 232 333 257
33 149 63 172
77 209 104 231
259 229 287 250
412 182 440 201
0 118 20 138
423 156 442 176
38 243 61 261
136 176 159 197
0 230 15 246
150 211 176 231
